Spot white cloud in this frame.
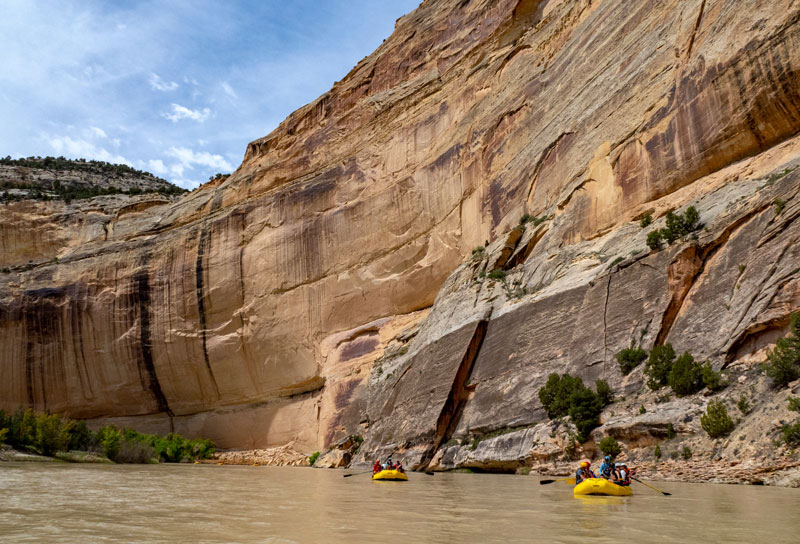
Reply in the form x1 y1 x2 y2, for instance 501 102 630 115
166 146 233 172
47 135 131 165
89 126 107 138
221 81 238 99
149 72 179 91
148 159 167 175
163 103 211 123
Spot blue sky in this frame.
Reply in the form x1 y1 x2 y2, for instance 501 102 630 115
0 0 420 188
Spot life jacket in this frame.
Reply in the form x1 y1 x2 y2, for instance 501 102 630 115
575 467 595 483
600 461 614 479
615 468 631 486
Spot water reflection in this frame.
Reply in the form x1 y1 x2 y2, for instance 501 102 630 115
0 464 798 543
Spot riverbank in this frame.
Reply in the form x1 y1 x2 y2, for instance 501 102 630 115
0 445 112 464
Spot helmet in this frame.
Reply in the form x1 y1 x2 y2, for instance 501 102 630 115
580 461 590 468
604 455 611 462
615 463 625 467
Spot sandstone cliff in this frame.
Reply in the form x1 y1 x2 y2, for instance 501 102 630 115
1 0 800 482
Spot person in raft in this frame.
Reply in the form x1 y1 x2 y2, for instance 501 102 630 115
614 463 632 486
575 461 595 484
395 460 405 473
383 456 394 470
373 459 382 474
599 455 617 480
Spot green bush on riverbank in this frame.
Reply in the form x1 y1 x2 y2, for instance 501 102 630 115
0 408 214 464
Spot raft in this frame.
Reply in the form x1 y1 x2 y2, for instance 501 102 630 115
573 478 632 496
372 469 408 481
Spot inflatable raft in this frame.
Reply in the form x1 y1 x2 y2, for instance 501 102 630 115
372 469 408 481
573 478 632 496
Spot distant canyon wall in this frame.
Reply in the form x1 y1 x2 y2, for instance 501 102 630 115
1 0 799 455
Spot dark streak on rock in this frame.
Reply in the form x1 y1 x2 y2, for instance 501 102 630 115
134 271 173 420
419 317 491 469
196 224 221 397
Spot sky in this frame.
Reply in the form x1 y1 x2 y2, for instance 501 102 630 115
0 0 421 189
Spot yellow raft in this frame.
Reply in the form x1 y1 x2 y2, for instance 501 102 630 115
573 477 632 496
372 469 408 481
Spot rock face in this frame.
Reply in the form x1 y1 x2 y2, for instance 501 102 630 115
1 0 800 480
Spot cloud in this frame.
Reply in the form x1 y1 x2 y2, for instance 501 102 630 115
47 135 131 165
221 81 238 99
166 146 233 172
163 103 211 123
89 126 107 138
147 159 167 175
149 72 179 91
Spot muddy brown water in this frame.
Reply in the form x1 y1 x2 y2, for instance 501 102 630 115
1 463 799 543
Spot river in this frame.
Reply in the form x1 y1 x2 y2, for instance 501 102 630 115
1 463 799 543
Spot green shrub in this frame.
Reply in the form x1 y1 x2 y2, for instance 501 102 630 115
774 198 786 215
701 400 734 438
670 450 680 460
667 352 703 397
595 379 614 406
666 423 676 439
538 373 586 419
762 313 800 387
471 246 485 259
599 436 622 457
0 428 7 444
646 206 701 250
639 405 647 414
308 451 320 466
645 344 676 390
616 345 648 375
738 396 751 415
98 426 122 460
654 444 662 459
66 420 94 451
639 212 653 228
35 413 69 456
646 230 664 251
487 269 507 280
538 373 604 441
789 397 800 413
568 388 604 442
782 422 800 446
681 445 692 460
701 363 725 391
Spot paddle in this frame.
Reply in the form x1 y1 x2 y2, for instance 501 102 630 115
539 477 576 485
343 470 374 478
632 476 671 496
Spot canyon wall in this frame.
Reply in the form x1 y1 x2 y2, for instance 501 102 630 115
1 0 799 473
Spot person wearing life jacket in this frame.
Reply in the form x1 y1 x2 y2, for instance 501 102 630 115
614 463 631 486
396 460 405 473
575 461 595 484
599 455 617 480
373 459 382 474
383 456 393 470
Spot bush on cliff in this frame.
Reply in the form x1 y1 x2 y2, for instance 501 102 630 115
599 436 621 457
646 207 701 250
308 451 320 466
645 344 676 390
667 352 704 397
595 379 614 406
701 400 734 438
538 373 606 441
762 312 800 387
616 345 648 375
782 422 800 446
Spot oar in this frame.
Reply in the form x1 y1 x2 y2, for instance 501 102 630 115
343 470 374 478
632 476 671 496
539 477 576 485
